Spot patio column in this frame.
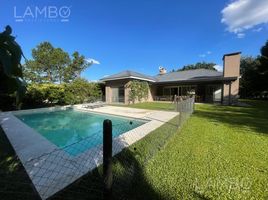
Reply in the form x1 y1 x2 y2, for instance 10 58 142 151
228 82 232 105
105 86 111 103
221 83 224 104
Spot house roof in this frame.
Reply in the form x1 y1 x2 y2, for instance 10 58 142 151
155 69 223 83
100 70 156 82
100 69 237 84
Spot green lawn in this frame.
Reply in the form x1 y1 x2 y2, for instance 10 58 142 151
124 100 268 199
118 101 176 111
0 100 267 199
0 127 38 199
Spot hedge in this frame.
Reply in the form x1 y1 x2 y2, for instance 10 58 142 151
23 78 102 107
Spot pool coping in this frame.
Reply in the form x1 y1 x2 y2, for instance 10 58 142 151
0 105 178 199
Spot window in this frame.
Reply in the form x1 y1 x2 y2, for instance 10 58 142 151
163 88 170 96
178 85 196 96
111 86 125 103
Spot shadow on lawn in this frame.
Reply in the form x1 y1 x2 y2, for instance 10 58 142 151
51 147 173 200
0 127 39 200
195 101 268 135
112 148 173 200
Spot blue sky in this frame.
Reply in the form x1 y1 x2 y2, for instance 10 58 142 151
0 0 267 81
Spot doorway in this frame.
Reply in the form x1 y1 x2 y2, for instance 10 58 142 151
111 86 125 103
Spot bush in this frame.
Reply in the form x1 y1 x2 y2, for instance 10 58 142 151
45 84 65 104
23 78 102 107
64 78 102 104
127 80 149 104
24 83 65 106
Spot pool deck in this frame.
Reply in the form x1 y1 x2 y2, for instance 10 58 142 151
0 105 178 200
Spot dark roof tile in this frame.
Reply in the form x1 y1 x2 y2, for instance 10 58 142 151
155 69 223 82
100 70 156 82
100 69 224 83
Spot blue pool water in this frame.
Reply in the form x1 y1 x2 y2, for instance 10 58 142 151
15 109 146 156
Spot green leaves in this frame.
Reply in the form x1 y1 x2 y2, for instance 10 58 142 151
0 25 26 110
260 40 268 75
63 51 89 82
30 41 64 83
239 39 268 98
0 48 12 76
24 42 90 83
64 78 101 104
15 77 27 109
176 62 217 72
260 40 268 59
25 79 102 106
127 80 149 104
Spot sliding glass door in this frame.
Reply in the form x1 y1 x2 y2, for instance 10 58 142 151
111 86 125 103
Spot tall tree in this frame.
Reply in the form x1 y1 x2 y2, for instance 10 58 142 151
63 51 90 82
23 60 43 83
24 43 90 83
260 40 268 66
239 56 261 98
31 41 56 82
239 41 268 98
177 62 217 71
259 40 268 92
51 48 70 83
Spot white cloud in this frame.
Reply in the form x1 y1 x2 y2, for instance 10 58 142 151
198 51 212 58
253 27 263 32
221 0 268 36
198 54 206 58
214 65 223 72
237 33 245 38
85 58 100 65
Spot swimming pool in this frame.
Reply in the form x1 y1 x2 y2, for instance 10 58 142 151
15 109 146 156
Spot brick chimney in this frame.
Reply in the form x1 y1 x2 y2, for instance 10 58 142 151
222 52 241 104
159 66 167 75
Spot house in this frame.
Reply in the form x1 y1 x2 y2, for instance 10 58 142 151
100 52 241 105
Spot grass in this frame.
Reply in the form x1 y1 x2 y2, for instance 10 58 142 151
126 100 268 199
111 101 176 111
0 100 267 199
0 127 38 199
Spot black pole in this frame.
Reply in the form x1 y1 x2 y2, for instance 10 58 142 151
103 119 113 200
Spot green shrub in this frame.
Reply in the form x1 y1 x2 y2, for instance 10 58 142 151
44 84 65 104
127 80 149 104
23 78 102 107
64 78 102 104
24 83 64 105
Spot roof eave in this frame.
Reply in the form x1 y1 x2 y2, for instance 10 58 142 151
100 76 156 82
156 76 237 84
